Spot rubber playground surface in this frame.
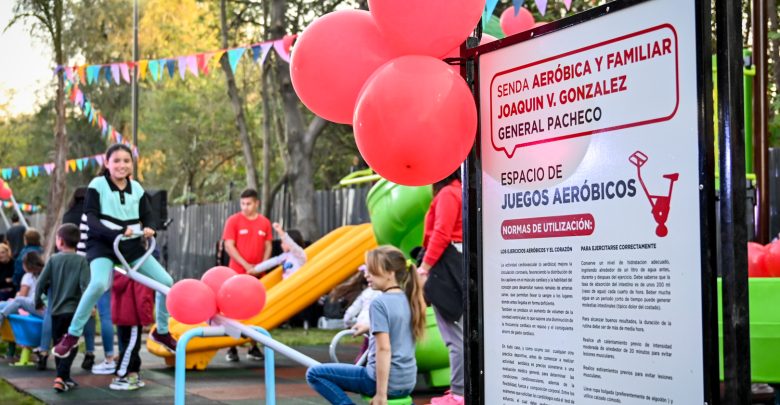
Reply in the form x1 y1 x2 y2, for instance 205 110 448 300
0 338 440 404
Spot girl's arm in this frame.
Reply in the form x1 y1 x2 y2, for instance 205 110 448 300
250 255 284 276
16 284 30 298
372 332 391 405
139 192 158 232
342 295 363 327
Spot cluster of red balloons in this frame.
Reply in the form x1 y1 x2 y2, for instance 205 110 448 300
167 266 267 325
500 7 537 36
748 242 780 278
290 0 482 186
0 179 12 201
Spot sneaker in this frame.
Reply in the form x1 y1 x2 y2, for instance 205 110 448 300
36 353 48 371
225 347 239 362
150 330 177 353
53 334 79 358
109 375 141 391
91 359 117 375
65 379 79 389
247 345 264 361
81 352 95 371
136 373 146 388
53 377 70 393
430 391 465 405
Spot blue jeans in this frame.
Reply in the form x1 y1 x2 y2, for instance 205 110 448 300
69 256 172 337
38 307 52 352
306 364 411 405
83 290 114 357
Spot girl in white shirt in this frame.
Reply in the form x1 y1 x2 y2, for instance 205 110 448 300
251 223 306 279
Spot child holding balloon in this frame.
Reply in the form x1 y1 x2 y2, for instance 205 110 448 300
53 144 177 359
306 246 426 404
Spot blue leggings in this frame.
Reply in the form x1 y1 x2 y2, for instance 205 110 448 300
68 256 173 337
84 290 114 356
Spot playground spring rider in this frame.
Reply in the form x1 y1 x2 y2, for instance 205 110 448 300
629 151 679 237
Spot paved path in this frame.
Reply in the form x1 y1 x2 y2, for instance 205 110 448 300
1 340 442 404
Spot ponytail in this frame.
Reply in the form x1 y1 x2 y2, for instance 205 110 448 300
366 246 427 341
404 260 427 341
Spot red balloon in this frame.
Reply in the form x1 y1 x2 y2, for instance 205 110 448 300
749 247 771 277
500 7 535 36
0 184 11 201
291 10 398 124
353 55 477 186
368 0 484 57
167 279 217 324
217 274 267 319
764 242 780 277
282 34 297 54
201 266 237 295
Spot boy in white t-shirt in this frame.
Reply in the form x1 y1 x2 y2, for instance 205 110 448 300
0 251 45 324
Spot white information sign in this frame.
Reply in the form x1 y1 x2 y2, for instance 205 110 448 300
479 1 704 404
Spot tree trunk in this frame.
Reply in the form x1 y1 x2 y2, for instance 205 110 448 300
220 0 259 191
43 0 68 257
261 66 274 216
269 0 329 240
261 0 273 216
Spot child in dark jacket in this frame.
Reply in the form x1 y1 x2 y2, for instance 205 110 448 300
109 272 154 391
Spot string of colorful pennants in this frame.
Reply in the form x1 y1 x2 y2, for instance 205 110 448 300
1 200 41 213
484 0 572 24
1 154 106 181
64 77 137 154
55 35 295 86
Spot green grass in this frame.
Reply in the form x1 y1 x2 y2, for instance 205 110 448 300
270 328 363 346
0 379 42 405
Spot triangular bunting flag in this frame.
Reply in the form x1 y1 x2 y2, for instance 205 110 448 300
197 53 212 75
82 158 90 169
20 167 27 178
186 55 199 77
2 168 11 179
251 45 262 62
258 43 272 65
111 64 121 84
513 0 523 14
64 67 74 81
178 56 187 79
166 59 176 78
227 48 246 73
148 60 159 81
484 0 500 28
564 0 572 10
120 63 131 83
68 160 77 172
84 101 92 116
76 159 84 171
44 163 54 175
213 50 227 68
138 60 148 81
77 65 87 84
95 155 104 167
104 66 113 84
87 65 100 84
30 166 39 177
75 89 84 107
273 41 290 63
534 0 547 15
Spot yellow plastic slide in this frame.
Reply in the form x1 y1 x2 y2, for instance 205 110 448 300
147 223 377 369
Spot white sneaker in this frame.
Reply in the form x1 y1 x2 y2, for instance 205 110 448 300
91 359 117 375
109 375 140 391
